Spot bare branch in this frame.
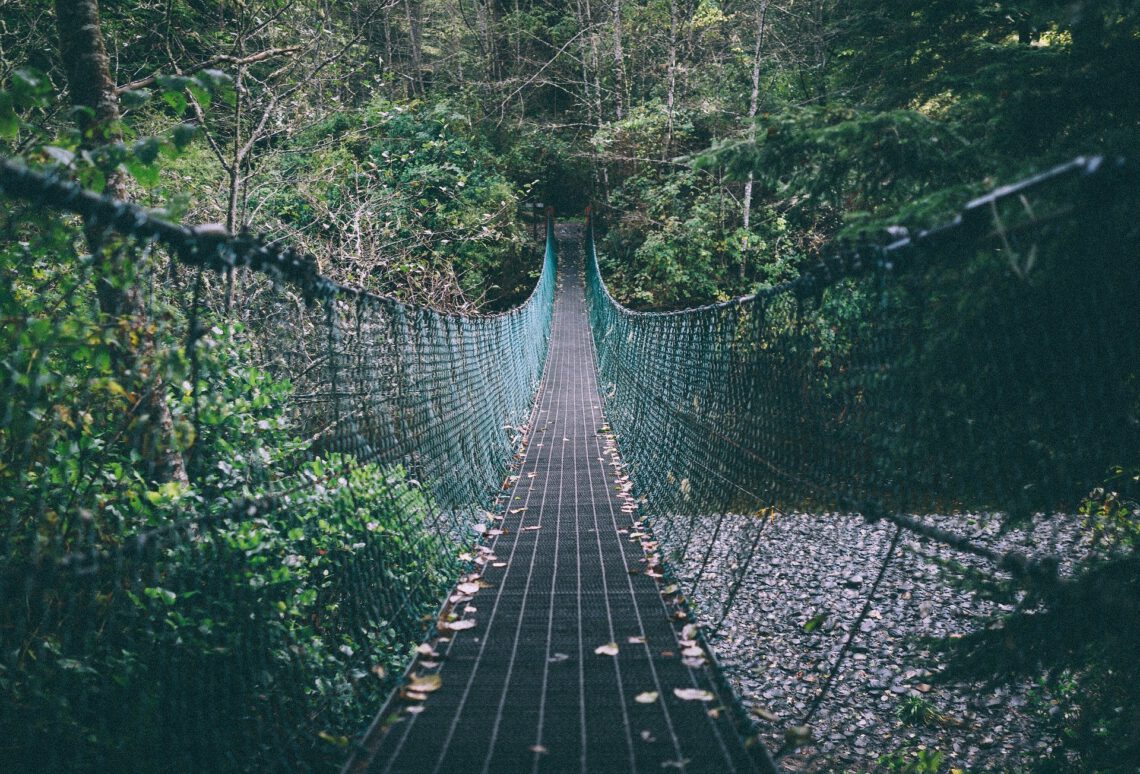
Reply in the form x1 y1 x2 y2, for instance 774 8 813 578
114 46 304 94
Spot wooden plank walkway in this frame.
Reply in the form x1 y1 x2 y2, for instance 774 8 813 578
347 225 766 773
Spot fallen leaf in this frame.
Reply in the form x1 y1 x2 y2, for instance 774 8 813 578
456 582 480 595
784 725 812 748
673 688 714 702
548 652 570 663
416 643 437 657
803 612 828 633
530 744 548 754
634 691 658 704
405 705 425 714
472 524 487 534
594 642 620 656
522 525 541 531
402 689 428 701
419 660 439 669
509 508 526 514
493 562 507 568
444 619 476 632
627 635 646 644
752 706 778 722
681 646 703 658
407 673 442 693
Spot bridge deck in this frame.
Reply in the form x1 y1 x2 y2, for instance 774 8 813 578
350 226 762 773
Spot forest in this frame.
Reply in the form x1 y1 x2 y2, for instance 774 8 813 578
1 1 1138 772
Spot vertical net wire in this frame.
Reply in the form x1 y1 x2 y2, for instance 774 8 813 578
0 161 555 772
585 158 1139 767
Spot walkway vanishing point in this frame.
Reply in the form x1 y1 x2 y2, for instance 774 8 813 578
346 225 771 774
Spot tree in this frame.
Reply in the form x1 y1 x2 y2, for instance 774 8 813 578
54 0 187 483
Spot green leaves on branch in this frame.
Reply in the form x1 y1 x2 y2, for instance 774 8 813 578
0 67 52 140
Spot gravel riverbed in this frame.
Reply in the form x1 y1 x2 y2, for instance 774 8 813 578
669 510 1097 772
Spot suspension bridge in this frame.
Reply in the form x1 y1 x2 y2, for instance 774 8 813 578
0 156 1136 773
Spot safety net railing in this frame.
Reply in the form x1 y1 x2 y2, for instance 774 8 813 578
585 157 1140 769
0 159 555 772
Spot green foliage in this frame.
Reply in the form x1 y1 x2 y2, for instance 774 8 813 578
878 747 948 774
699 106 982 235
896 696 950 728
0 141 459 771
256 97 533 310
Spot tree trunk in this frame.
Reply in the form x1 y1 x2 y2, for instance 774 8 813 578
664 0 678 159
740 0 769 279
54 0 188 484
404 0 423 96
611 0 625 120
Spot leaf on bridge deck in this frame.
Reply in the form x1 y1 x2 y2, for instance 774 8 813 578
594 642 619 656
673 688 714 702
406 673 442 694
456 582 480 595
443 619 476 632
634 691 658 703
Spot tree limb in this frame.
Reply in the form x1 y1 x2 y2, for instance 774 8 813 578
114 46 303 94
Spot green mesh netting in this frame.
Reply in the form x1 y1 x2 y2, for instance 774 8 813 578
585 157 1139 760
0 160 555 772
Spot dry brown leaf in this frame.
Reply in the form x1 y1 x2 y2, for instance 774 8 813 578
407 673 442 693
594 642 620 656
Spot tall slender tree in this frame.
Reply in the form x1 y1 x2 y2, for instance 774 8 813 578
54 0 188 483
